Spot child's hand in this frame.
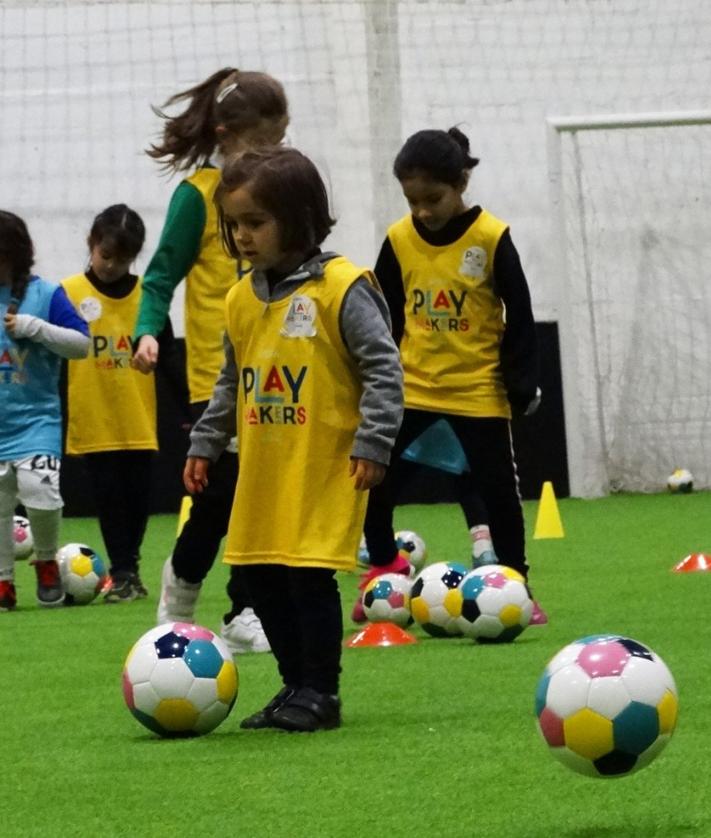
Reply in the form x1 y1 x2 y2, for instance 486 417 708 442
133 335 159 373
4 311 17 334
349 457 386 491
184 457 210 494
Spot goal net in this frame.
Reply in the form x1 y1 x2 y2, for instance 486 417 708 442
549 113 711 496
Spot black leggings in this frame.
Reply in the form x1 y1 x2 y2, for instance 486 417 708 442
364 409 528 578
83 450 152 577
242 564 343 696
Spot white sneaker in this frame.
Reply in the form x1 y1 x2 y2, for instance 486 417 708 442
220 608 271 655
156 557 202 624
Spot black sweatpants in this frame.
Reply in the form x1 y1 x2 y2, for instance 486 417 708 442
241 564 343 696
364 409 528 578
172 401 251 619
83 450 153 578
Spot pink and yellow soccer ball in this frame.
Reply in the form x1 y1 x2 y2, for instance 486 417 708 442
535 635 678 778
122 622 238 737
56 543 108 604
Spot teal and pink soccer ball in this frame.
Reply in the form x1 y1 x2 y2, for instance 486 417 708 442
535 635 678 777
362 573 413 627
410 561 467 637
123 623 238 737
454 565 533 642
56 543 108 604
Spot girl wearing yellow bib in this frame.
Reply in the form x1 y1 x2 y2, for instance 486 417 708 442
361 127 548 624
132 69 289 652
185 148 402 732
62 205 175 602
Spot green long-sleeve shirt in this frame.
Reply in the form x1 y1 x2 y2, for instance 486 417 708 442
133 180 207 339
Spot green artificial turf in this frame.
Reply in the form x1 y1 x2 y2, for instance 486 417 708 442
4 493 711 837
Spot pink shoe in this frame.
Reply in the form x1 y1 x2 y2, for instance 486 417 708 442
530 600 548 625
357 551 411 590
351 551 411 623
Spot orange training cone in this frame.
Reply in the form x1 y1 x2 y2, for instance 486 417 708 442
672 553 711 573
345 622 417 647
176 495 193 537
533 481 564 539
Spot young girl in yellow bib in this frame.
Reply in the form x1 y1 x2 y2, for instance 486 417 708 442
359 126 547 624
185 146 403 731
132 69 289 651
62 204 182 601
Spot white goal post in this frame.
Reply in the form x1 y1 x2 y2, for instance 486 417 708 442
547 110 711 497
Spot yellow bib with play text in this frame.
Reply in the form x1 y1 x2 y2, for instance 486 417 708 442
222 257 369 571
388 210 511 418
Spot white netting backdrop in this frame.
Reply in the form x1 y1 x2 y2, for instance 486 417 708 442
2 0 711 495
552 118 711 495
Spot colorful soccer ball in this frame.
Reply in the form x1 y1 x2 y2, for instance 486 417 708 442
454 565 533 642
667 468 693 493
56 543 108 605
362 573 413 627
122 622 238 737
395 530 427 573
410 561 468 637
12 515 33 560
535 635 678 778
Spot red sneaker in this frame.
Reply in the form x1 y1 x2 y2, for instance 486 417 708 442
351 551 412 623
0 580 17 611
33 559 65 607
530 600 548 625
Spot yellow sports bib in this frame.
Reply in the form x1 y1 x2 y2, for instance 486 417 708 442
388 210 511 418
62 273 157 454
222 257 370 571
183 168 242 403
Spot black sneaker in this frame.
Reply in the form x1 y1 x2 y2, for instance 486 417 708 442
240 686 295 730
133 574 148 599
104 573 143 603
271 687 341 732
34 560 65 607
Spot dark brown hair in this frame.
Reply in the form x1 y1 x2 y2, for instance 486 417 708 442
0 210 34 308
217 147 336 256
147 68 288 173
394 126 479 186
88 204 146 260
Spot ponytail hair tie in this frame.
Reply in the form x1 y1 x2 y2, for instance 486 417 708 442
216 81 239 104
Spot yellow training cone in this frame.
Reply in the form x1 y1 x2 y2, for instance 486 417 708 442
533 481 564 539
176 495 193 537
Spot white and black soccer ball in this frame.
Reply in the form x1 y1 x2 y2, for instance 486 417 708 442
395 530 427 574
409 561 467 637
667 468 693 494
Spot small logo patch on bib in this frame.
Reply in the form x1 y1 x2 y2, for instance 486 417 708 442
79 296 102 322
459 246 487 278
281 295 317 337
